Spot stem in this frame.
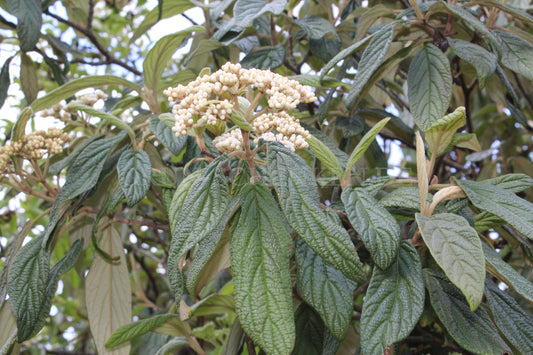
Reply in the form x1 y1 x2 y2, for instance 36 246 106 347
242 130 259 183
409 0 425 22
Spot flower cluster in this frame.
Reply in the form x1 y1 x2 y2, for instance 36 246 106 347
42 90 108 122
164 62 316 152
0 128 72 171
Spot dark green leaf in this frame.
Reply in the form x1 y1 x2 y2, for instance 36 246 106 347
288 74 349 90
168 156 230 300
295 237 356 340
346 24 394 109
361 242 424 354
358 176 391 197
320 36 371 81
106 314 176 348
20 53 38 103
292 303 339 355
408 44 452 131
0 56 13 109
233 0 287 27
309 38 341 63
231 182 294 355
448 38 496 88
493 29 533 81
117 149 152 206
241 45 286 70
424 269 510 354
267 143 366 283
342 187 400 269
167 169 203 228
6 0 42 51
48 134 105 175
379 187 428 211
483 244 533 303
189 294 235 317
454 178 533 240
416 213 485 310
295 16 337 39
485 279 533 353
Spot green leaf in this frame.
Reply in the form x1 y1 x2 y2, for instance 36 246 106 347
345 24 394 109
267 143 365 283
425 106 466 157
20 52 38 104
233 0 287 27
48 134 105 175
474 211 506 231
447 38 496 88
358 176 392 197
117 149 152 207
320 36 372 81
241 45 286 70
288 74 349 90
168 156 230 300
30 75 142 112
6 0 41 51
361 242 425 355
229 111 254 131
231 182 294 355
167 169 203 228
11 107 32 142
7 236 50 342
106 314 176 348
293 303 339 355
408 44 452 131
0 56 13 109
479 0 533 26
483 173 533 193
485 279 533 353
306 135 343 178
67 103 136 143
131 0 195 42
483 244 533 303
295 237 356 340
454 178 533 240
379 187 427 211
189 294 235 317
143 26 205 99
345 117 390 174
342 187 400 269
493 29 533 80
295 16 337 39
423 269 510 354
415 213 485 310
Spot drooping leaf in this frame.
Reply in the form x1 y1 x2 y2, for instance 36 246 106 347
454 178 533 240
493 29 533 81
117 149 152 206
189 294 235 317
292 303 339 355
483 243 533 303
320 36 372 80
150 115 187 155
485 279 533 353
295 16 337 39
168 156 230 300
231 182 294 355
233 0 287 27
30 75 142 112
345 24 394 109
447 38 496 88
407 44 452 131
106 314 177 348
86 227 132 355
306 135 343 178
342 187 400 269
240 45 286 70
416 213 485 310
267 143 366 283
19 52 38 103
425 106 466 157
424 269 510 354
361 242 425 355
295 237 356 340
345 117 390 174
47 134 105 175
6 0 42 51
0 56 13 109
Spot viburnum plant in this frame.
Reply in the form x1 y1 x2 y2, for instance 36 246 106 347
1 0 533 354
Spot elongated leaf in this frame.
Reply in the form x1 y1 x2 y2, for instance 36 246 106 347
454 178 533 240
447 38 496 88
293 303 339 355
342 187 400 269
425 106 466 157
117 149 152 206
493 29 533 80
106 314 176 348
86 227 131 355
20 53 38 103
416 213 485 310
485 279 533 353
154 338 188 355
480 0 533 26
346 24 394 109
267 143 365 282
48 134 105 175
306 135 343 178
231 182 294 355
189 294 235 317
150 115 187 155
6 0 41 51
483 173 533 193
11 107 32 142
0 301 17 350
483 244 533 303
233 0 287 27
168 156 230 300
358 176 392 197
241 45 286 70
408 44 452 131
424 269 510 354
7 236 50 342
361 242 424 354
0 56 13 109
144 26 205 99
320 36 372 80
295 237 356 340
288 74 349 90
345 117 390 175
379 187 429 211
295 16 336 39
67 103 135 142
167 169 203 227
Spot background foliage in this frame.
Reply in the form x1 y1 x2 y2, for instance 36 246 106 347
1 0 533 354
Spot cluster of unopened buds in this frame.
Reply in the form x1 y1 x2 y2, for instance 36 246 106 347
42 90 108 122
0 128 71 172
164 62 317 152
